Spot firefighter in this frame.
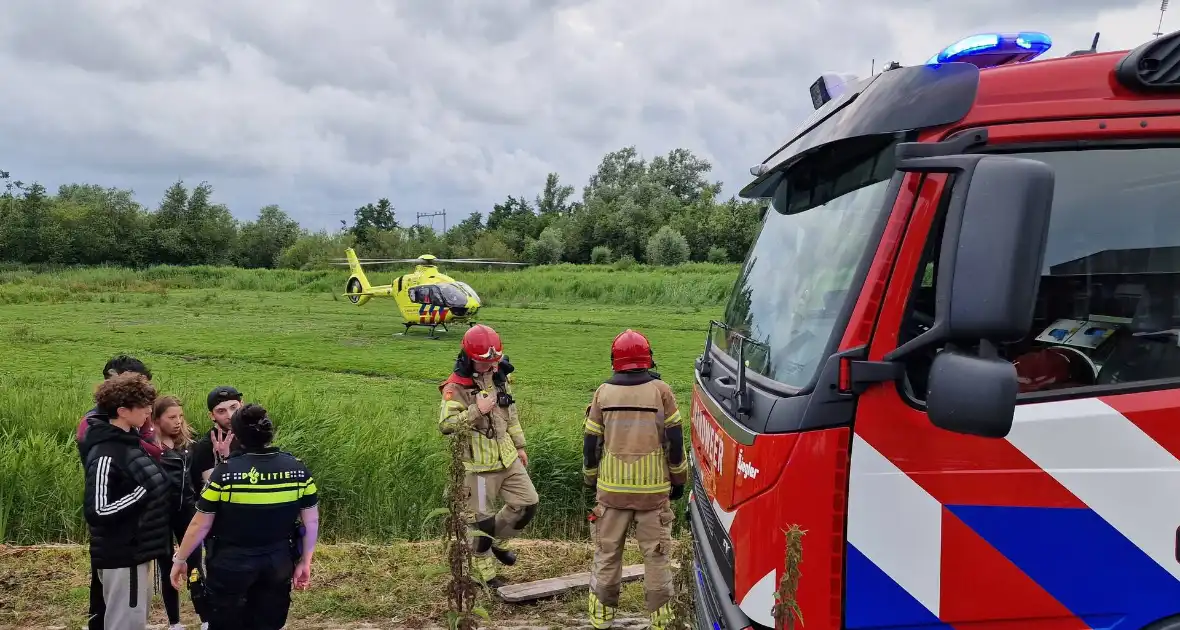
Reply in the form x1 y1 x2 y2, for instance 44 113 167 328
438 323 539 587
583 329 687 630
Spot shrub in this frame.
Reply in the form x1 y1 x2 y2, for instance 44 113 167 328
524 238 560 265
646 226 690 266
612 254 637 271
706 246 729 264
590 246 613 265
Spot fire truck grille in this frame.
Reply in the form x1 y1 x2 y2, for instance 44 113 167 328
691 465 736 596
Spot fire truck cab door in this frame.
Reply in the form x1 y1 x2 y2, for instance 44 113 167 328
845 126 1180 630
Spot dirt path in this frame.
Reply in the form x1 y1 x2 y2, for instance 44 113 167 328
0 542 676 629
25 619 653 630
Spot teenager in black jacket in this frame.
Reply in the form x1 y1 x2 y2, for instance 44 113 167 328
81 372 171 630
75 354 154 630
149 395 211 630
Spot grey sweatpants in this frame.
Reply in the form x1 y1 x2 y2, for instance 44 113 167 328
97 562 151 629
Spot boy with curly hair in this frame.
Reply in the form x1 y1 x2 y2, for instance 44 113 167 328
80 372 172 630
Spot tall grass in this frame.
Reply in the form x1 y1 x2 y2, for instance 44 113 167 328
0 264 729 545
0 262 740 308
0 376 596 545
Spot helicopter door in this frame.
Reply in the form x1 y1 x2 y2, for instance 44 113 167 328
408 285 442 305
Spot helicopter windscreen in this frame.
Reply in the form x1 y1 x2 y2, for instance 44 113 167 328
436 283 470 307
453 282 480 300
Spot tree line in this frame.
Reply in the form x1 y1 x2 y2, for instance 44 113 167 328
0 147 767 270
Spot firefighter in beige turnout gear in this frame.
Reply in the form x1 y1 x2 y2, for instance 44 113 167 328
438 324 539 587
583 329 688 630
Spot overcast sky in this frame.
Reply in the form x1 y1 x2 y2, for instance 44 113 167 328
1 0 1171 231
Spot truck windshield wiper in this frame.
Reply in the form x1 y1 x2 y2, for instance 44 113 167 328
701 320 757 418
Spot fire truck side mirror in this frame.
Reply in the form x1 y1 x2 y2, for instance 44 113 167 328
926 345 1018 438
890 153 1055 350
890 153 1055 438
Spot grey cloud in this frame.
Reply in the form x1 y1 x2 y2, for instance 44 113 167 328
0 1 228 81
1 0 1171 230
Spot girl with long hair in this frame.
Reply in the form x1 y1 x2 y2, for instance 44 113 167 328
151 396 209 630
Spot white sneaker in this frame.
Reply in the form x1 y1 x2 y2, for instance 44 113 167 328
201 623 209 630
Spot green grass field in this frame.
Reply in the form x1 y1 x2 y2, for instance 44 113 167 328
0 263 735 545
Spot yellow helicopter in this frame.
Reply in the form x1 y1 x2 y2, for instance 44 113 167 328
335 248 527 337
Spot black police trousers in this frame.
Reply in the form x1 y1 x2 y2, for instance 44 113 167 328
204 544 295 630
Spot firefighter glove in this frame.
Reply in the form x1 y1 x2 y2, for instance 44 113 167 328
669 483 684 501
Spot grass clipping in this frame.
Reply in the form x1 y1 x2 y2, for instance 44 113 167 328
772 525 806 630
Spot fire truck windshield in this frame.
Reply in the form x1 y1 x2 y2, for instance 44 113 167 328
716 134 902 389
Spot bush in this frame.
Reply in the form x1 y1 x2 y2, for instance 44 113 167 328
612 254 637 271
524 238 561 265
590 246 613 265
646 226 690 266
706 246 729 264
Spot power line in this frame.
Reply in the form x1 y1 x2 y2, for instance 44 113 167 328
416 210 447 232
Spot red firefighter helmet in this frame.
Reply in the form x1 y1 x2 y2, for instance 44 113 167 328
1013 346 1092 393
611 329 653 372
462 324 503 363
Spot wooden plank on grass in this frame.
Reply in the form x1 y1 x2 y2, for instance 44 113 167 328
497 564 645 603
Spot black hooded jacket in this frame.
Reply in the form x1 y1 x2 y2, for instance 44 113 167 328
157 441 199 513
80 420 172 569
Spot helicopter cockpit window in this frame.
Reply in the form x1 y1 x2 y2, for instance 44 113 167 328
408 284 469 307
407 286 432 304
437 284 469 306
454 282 479 299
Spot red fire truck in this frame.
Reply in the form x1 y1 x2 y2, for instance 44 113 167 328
689 29 1180 630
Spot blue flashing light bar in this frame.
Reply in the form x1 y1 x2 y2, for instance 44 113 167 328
926 31 1052 68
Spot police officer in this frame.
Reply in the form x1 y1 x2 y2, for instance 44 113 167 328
438 323 539 587
169 403 319 630
583 329 687 630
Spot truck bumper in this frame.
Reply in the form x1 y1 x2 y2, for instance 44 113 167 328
688 498 757 630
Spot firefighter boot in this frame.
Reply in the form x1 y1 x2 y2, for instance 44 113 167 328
649 603 674 630
473 555 506 589
491 540 517 566
587 590 616 629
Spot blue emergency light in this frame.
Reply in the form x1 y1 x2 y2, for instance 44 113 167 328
926 32 1052 68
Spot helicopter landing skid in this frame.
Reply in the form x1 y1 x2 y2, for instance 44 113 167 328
404 322 449 339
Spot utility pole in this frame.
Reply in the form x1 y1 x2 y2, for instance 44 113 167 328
416 209 447 232
1155 0 1170 38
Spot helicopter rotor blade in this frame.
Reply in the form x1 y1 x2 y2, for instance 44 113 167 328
328 258 426 265
328 255 530 267
429 258 531 265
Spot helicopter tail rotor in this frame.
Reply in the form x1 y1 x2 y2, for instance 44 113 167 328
343 248 374 305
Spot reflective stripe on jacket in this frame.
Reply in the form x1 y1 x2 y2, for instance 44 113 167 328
584 372 685 510
439 371 524 473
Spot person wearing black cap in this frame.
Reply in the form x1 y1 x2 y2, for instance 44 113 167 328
190 386 244 489
169 403 320 630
